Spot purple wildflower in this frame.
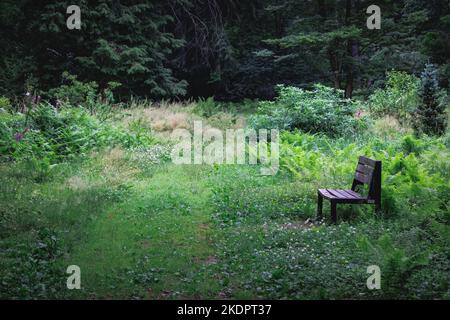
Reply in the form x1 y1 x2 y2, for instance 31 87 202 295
14 128 29 142
32 95 41 105
14 132 24 142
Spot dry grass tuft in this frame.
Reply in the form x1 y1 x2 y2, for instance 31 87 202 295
370 115 413 138
120 100 247 141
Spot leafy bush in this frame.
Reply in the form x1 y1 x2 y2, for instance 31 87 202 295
193 97 223 118
401 135 424 155
0 96 11 110
48 72 98 108
47 72 123 119
368 71 420 123
0 103 156 167
248 84 366 137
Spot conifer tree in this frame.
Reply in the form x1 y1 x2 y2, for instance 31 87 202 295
35 0 188 98
414 64 447 136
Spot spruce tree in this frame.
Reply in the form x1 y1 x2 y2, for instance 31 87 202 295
34 0 188 98
414 64 447 136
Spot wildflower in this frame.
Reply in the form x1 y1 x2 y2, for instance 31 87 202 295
14 128 29 142
25 92 31 97
32 95 41 105
14 133 24 142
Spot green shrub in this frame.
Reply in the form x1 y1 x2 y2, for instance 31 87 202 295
248 84 366 137
48 72 98 108
0 112 27 158
401 135 424 155
47 72 122 119
368 71 420 123
0 104 156 168
0 96 11 110
193 97 222 118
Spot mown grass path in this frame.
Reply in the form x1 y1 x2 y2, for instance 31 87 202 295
67 164 221 299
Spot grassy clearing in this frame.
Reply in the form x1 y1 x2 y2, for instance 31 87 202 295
1 103 449 300
67 163 221 299
0 146 222 299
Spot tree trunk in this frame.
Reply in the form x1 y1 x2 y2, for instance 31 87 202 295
344 0 355 98
345 41 359 98
318 0 327 19
329 49 341 90
345 65 354 98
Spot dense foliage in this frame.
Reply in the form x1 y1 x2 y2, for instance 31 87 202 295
368 71 420 123
0 0 187 98
1 0 449 100
249 84 366 136
0 102 156 182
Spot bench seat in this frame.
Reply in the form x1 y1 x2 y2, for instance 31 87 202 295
318 189 369 203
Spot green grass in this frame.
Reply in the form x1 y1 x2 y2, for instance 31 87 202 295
66 164 221 299
1 109 449 300
0 152 226 299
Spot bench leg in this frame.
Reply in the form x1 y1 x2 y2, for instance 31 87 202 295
331 201 337 224
317 192 323 219
375 201 381 214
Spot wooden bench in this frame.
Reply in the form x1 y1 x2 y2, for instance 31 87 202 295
317 156 382 223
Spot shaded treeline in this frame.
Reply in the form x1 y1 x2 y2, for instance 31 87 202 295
0 0 448 101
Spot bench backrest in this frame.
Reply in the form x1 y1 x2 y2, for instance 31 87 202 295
351 156 382 204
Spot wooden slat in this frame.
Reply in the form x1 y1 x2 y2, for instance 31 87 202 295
359 156 377 167
319 189 336 199
345 189 364 199
356 164 374 175
341 190 360 199
327 189 341 198
355 172 371 184
325 189 338 198
320 188 367 202
321 189 366 200
356 164 366 173
333 190 354 199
